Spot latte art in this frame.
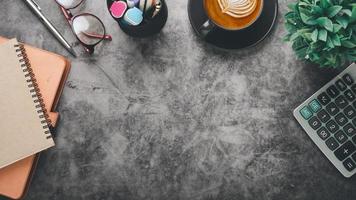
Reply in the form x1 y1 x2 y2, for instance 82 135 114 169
217 0 257 18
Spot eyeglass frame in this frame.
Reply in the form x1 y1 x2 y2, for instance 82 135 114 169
55 0 112 54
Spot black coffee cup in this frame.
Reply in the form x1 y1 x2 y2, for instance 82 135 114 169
107 0 168 37
188 0 278 49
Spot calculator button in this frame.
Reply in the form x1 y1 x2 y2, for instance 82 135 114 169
352 153 356 162
317 127 330 140
326 137 339 151
343 74 354 85
353 118 356 127
344 105 356 119
351 84 356 94
344 89 356 101
300 106 313 120
317 92 331 105
336 79 347 91
343 123 356 136
334 141 356 161
353 135 356 144
308 99 321 113
335 131 348 144
335 113 348 126
308 117 322 130
317 109 330 123
326 102 339 116
326 120 339 133
343 158 356 171
335 96 348 109
353 101 356 109
326 85 340 98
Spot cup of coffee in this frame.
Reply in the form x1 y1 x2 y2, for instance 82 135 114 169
200 0 264 36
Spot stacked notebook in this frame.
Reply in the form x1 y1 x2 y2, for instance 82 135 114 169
0 37 70 199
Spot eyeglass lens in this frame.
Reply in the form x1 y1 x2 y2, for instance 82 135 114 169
72 15 105 46
56 0 83 9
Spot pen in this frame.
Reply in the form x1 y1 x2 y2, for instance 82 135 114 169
23 0 77 57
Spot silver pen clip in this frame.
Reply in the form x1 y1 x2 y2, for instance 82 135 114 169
30 0 41 11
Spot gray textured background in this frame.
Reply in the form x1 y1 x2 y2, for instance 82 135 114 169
1 0 356 199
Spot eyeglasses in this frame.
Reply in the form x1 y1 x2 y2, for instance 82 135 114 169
55 0 112 54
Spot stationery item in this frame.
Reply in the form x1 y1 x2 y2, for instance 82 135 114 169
0 36 71 200
187 0 277 49
123 7 144 26
24 0 77 57
294 63 356 178
55 0 112 54
152 0 162 18
0 156 39 200
127 0 139 8
0 39 55 169
139 0 154 12
139 0 161 19
110 1 128 18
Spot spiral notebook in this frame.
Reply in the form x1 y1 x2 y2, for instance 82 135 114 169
0 36 70 200
0 38 55 169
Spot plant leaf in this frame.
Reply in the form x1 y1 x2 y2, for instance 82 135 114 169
290 32 300 41
345 28 353 39
311 5 323 15
341 9 352 16
284 11 295 18
311 29 319 42
351 7 356 23
316 17 334 32
320 0 331 9
336 16 349 28
285 23 297 33
295 47 308 58
347 54 356 61
287 3 297 10
283 35 291 42
299 11 310 24
318 29 328 41
331 34 341 46
333 23 343 32
341 40 356 48
299 1 310 6
327 6 343 18
327 37 335 48
299 7 317 25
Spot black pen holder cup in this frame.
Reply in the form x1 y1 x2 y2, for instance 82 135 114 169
107 0 168 37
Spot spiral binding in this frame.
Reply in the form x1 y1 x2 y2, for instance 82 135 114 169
14 43 52 139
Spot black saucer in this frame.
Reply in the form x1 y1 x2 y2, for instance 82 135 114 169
187 0 278 49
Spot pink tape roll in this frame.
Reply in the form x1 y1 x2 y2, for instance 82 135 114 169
110 1 128 18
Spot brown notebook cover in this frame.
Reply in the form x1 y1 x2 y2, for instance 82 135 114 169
0 37 71 199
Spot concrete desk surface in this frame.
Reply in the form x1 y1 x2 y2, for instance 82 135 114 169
1 0 356 199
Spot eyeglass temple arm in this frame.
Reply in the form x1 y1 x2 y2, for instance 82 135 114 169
60 7 73 23
81 32 112 41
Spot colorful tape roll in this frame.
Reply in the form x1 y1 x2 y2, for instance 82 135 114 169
123 7 143 26
110 1 128 18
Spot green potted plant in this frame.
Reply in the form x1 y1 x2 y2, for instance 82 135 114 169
284 0 356 68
